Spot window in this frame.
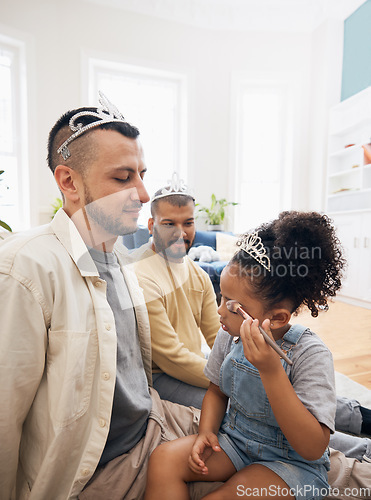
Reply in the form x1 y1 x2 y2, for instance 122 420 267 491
231 75 293 233
0 36 28 231
87 58 187 225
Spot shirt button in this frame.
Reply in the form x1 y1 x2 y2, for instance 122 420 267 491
102 372 110 380
94 280 101 287
99 418 106 428
105 324 111 331
81 468 90 477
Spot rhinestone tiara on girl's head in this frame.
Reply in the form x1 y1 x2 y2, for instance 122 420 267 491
237 231 271 271
57 91 128 160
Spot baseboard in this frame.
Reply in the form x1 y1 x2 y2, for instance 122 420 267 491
336 296 371 310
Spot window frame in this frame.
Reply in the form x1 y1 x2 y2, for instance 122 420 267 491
229 71 296 233
0 33 29 231
82 53 188 193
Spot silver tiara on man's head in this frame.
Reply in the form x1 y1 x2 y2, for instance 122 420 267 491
237 231 271 271
151 172 195 202
57 91 128 160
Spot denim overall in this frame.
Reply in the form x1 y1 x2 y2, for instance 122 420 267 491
217 324 331 500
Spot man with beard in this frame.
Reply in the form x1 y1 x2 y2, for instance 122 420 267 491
133 175 220 409
0 94 206 500
1 93 370 500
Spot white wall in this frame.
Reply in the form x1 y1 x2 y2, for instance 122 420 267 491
307 18 344 211
0 0 342 227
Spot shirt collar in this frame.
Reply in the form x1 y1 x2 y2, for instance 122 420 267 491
50 208 99 277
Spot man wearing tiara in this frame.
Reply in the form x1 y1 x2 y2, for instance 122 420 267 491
0 93 210 499
0 93 370 500
132 174 220 409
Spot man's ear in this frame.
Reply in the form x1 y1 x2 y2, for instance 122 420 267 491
148 217 154 235
54 165 81 204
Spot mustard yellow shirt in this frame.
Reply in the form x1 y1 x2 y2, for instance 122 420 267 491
133 245 220 388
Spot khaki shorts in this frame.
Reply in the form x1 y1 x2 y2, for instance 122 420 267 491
79 390 371 500
79 388 222 500
325 448 371 500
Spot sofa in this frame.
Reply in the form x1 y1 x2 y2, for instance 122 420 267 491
123 227 237 296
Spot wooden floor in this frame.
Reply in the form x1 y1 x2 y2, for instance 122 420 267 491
291 299 371 389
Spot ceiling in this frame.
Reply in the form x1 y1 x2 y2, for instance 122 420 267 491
84 0 366 32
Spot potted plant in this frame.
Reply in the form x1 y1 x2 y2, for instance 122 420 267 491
0 170 12 237
196 193 238 231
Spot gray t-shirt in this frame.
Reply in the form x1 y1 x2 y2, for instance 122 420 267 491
204 325 336 433
88 247 152 465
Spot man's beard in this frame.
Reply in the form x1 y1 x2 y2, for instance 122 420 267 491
153 226 194 260
84 187 142 236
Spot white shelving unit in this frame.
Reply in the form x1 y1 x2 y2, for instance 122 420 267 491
326 86 371 307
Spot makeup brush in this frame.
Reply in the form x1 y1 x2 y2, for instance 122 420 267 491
226 300 293 366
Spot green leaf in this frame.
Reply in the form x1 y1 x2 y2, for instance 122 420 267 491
51 197 63 218
196 193 238 225
210 193 216 210
0 220 12 232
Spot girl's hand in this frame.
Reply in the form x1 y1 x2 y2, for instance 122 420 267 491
188 432 221 475
240 318 282 374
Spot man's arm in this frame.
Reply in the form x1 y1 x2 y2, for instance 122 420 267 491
147 296 211 387
198 272 220 349
0 273 47 496
137 270 211 388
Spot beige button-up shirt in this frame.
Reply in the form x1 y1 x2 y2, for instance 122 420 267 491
0 209 152 499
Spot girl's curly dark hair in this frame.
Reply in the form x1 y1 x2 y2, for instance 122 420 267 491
230 211 346 317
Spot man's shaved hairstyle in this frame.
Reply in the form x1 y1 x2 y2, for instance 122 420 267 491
47 107 140 176
150 193 195 217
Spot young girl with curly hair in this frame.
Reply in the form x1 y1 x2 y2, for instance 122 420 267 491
144 211 345 500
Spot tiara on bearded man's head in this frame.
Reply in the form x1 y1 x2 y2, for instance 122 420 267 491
151 172 195 202
237 231 271 271
57 91 129 160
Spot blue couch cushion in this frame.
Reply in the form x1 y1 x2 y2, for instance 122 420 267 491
197 261 229 280
193 230 233 251
122 226 150 250
193 231 217 250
